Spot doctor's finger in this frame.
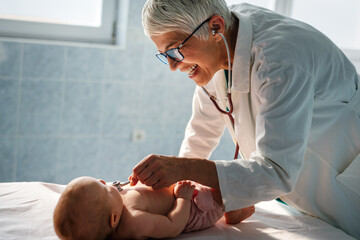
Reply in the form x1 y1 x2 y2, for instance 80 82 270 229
133 154 156 176
143 172 160 187
136 166 156 184
152 179 171 190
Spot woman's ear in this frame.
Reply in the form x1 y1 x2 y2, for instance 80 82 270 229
109 211 121 228
208 15 226 40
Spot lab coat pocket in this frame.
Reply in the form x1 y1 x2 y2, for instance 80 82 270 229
336 153 360 197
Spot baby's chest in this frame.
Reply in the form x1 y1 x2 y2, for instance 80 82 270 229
125 189 174 214
123 191 148 210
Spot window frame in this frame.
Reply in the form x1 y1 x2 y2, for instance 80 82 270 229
0 0 129 48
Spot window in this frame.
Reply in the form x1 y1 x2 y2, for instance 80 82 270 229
291 0 360 51
226 0 360 63
0 0 129 47
226 0 276 11
225 0 294 15
0 0 103 27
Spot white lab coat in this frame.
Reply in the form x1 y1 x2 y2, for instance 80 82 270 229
179 4 360 238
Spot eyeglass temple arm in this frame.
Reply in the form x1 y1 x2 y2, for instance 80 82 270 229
179 17 212 46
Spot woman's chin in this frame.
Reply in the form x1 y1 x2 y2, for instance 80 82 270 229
188 68 212 87
193 78 211 87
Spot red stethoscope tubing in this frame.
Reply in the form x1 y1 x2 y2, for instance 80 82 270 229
207 91 240 160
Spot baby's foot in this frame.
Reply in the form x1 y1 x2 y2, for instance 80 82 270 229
224 205 255 224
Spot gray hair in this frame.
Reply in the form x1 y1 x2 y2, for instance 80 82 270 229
142 0 234 40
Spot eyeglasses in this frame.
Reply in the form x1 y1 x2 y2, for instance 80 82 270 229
156 17 212 64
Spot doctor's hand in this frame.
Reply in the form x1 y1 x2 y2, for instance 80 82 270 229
130 154 186 190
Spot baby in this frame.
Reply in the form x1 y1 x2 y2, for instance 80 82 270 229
53 176 255 239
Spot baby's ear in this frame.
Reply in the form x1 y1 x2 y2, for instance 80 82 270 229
110 212 120 228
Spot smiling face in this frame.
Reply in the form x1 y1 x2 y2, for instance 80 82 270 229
150 30 224 87
149 15 232 87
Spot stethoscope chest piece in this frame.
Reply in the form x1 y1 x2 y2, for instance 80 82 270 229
112 180 130 192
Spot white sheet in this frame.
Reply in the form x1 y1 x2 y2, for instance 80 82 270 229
0 182 355 240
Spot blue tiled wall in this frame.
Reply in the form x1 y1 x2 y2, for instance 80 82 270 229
0 1 233 184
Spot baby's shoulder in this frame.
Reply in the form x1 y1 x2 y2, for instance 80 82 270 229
119 208 153 239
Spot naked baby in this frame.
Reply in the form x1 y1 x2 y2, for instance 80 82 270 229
53 176 254 239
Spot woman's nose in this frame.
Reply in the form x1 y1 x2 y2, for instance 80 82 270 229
168 58 179 71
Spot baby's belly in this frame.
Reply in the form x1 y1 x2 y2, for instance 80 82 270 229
144 186 175 214
124 184 175 215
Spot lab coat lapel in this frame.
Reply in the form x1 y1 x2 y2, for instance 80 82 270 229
212 70 257 159
231 88 256 159
230 11 257 159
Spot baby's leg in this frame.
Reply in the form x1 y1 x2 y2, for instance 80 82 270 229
210 187 255 224
224 206 255 224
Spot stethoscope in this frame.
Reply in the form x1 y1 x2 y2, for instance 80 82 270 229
201 31 240 160
112 180 130 191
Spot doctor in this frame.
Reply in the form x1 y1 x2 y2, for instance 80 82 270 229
131 0 360 237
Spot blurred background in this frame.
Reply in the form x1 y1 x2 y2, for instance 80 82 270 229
0 0 359 184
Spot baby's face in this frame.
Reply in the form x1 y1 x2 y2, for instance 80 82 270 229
75 177 125 237
90 178 124 212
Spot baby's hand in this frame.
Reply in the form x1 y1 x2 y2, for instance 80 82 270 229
174 180 195 200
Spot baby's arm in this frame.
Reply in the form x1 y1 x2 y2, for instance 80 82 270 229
131 181 194 239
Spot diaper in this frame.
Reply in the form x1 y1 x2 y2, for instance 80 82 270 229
183 183 224 232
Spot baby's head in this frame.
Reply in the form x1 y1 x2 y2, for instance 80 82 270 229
53 176 124 240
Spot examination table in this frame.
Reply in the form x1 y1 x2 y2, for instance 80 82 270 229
0 182 355 240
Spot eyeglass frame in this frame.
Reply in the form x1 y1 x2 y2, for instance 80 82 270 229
156 17 212 64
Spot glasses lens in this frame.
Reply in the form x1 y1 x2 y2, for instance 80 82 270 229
156 53 168 64
167 48 184 62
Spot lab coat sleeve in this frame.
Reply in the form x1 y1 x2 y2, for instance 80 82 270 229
179 86 226 159
216 62 314 211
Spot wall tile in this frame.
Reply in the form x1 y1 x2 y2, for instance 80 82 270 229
210 130 236 161
126 28 148 48
137 136 179 159
163 81 194 122
139 84 166 123
56 137 100 184
142 44 169 85
62 82 102 135
103 115 139 138
168 69 196 87
128 0 146 30
105 45 145 82
66 47 106 81
101 83 141 135
162 119 188 140
0 138 16 182
0 80 18 135
137 117 164 138
19 81 62 135
0 41 21 79
98 137 139 181
23 43 65 80
16 137 58 182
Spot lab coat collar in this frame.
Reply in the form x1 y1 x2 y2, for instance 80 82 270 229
230 11 253 93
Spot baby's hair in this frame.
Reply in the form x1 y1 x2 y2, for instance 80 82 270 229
53 177 112 240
